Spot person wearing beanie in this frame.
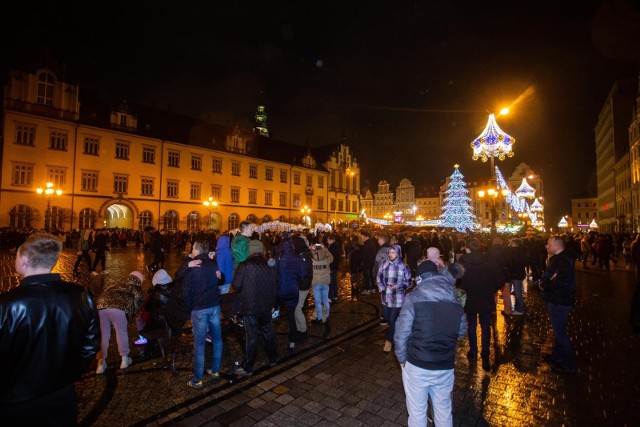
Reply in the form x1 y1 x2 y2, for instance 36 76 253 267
134 269 174 346
95 271 145 374
230 238 279 378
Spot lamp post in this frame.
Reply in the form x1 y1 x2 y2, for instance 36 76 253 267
333 165 355 227
36 182 62 232
202 197 218 230
477 187 508 234
300 205 312 227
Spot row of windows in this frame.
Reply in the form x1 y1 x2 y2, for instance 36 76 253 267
576 212 597 219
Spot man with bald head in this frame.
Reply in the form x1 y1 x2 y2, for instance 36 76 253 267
540 235 577 374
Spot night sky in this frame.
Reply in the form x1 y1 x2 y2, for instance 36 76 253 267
2 1 639 226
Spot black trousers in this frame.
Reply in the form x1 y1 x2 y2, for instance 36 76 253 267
73 250 92 272
92 251 106 271
0 385 78 426
242 311 278 372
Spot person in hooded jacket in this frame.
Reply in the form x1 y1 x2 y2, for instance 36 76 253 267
216 234 234 294
277 233 304 352
311 242 334 324
394 259 466 427
459 238 501 371
134 269 174 346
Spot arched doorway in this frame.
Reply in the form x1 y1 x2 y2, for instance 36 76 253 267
206 212 222 230
262 215 272 224
187 211 200 230
163 210 179 230
247 214 257 223
104 203 133 229
228 213 239 230
139 211 153 230
278 215 287 222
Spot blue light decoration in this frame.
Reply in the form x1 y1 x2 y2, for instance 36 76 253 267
440 165 477 232
471 114 515 162
515 178 535 199
530 198 543 212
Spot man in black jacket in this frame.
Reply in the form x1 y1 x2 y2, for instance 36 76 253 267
360 231 378 295
231 240 279 377
0 233 99 426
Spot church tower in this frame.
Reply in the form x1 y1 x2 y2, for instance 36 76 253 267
254 105 269 137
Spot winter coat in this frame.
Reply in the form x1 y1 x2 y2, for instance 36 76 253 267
541 250 576 306
144 283 173 330
216 234 234 285
361 238 378 270
488 244 511 284
328 241 341 271
405 239 423 271
232 254 278 315
97 275 144 322
277 239 304 304
509 245 528 281
377 257 411 308
231 234 250 270
458 252 501 314
394 271 466 369
348 244 362 273
311 247 333 285
373 245 391 279
180 253 224 312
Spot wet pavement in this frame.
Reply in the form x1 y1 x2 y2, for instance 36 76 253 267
1 246 639 426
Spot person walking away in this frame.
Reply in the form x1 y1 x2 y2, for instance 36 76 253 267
327 234 341 303
377 247 411 352
231 221 253 271
488 236 512 315
360 231 378 295
148 228 167 272
292 235 313 341
580 235 591 269
509 238 528 315
216 234 234 294
405 233 423 276
231 240 279 378
179 240 225 388
276 233 304 352
91 229 109 275
394 259 466 427
459 238 501 371
0 233 99 426
95 271 145 373
73 228 94 276
311 242 333 324
348 235 362 300
540 235 577 374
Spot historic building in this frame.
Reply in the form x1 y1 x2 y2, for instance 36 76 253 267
395 178 416 216
0 66 361 231
629 73 640 233
571 197 598 231
372 180 394 218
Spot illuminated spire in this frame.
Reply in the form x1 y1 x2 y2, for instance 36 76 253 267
470 114 515 162
254 105 269 137
515 178 535 199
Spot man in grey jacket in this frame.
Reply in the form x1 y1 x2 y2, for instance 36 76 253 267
394 259 466 427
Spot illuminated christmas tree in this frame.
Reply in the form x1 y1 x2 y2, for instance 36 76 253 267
440 165 477 232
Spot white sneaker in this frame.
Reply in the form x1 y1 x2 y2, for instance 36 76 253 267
96 359 107 374
90 271 99 276
120 355 132 369
383 340 393 352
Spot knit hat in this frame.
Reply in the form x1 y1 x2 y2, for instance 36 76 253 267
249 240 264 255
130 271 144 282
416 260 438 275
152 269 172 286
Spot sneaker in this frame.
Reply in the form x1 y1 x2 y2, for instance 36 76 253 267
383 340 392 352
120 355 132 369
380 320 389 326
206 369 220 379
96 359 107 374
134 335 148 345
511 310 524 316
233 367 253 378
101 270 108 274
91 271 99 276
186 378 203 389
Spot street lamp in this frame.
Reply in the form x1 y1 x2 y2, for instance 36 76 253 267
202 196 218 230
36 182 62 231
477 187 508 234
470 113 516 183
300 205 312 227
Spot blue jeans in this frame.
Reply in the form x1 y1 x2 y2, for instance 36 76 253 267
313 284 330 321
383 305 401 341
546 303 575 370
191 305 222 381
467 312 491 357
512 279 524 312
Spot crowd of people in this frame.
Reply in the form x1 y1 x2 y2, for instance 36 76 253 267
1 225 639 425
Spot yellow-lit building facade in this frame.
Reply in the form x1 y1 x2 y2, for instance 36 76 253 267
0 67 360 231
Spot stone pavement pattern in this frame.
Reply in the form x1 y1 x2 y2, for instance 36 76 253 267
1 247 639 426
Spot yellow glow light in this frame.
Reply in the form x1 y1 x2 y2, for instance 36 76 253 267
499 107 509 116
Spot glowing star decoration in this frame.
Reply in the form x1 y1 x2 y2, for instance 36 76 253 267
440 165 477 232
470 114 515 162
515 178 536 199
530 198 544 212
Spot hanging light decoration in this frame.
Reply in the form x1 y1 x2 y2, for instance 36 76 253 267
530 198 544 212
470 114 516 162
515 178 536 199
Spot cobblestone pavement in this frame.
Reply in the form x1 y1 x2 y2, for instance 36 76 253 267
2 247 640 426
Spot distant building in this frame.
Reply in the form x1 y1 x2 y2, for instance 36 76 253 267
372 180 394 218
629 72 640 232
571 197 598 231
395 178 416 216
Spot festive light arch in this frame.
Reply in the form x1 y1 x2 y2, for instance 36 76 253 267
470 114 515 162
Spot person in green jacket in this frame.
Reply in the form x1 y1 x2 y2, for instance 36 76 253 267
231 221 254 271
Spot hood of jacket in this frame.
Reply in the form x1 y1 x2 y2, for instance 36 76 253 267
414 274 458 304
216 234 231 252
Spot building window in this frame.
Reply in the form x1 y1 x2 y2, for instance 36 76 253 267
211 184 222 200
265 191 273 206
231 187 240 203
167 180 179 198
330 199 336 211
190 183 201 200
318 175 324 189
81 171 98 192
279 192 287 207
306 174 313 187
16 124 36 146
249 164 258 179
293 194 301 208
142 146 155 163
79 208 96 229
585 212 590 218
49 130 68 151
232 161 241 176
164 210 179 229
139 211 153 230
306 195 312 206
280 169 288 183
113 174 128 194
47 167 66 188
212 157 222 173
318 196 324 210
352 201 358 212
12 163 34 186
9 205 32 229
293 171 301 185
37 71 54 106
249 189 257 204
187 212 200 230
265 167 273 181
191 154 202 170
141 177 154 196
83 136 99 155
168 150 180 167
228 213 239 230
115 141 130 160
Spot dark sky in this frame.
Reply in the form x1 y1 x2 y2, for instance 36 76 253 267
2 1 639 226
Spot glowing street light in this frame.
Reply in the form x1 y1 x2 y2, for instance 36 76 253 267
202 196 218 229
36 182 62 231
